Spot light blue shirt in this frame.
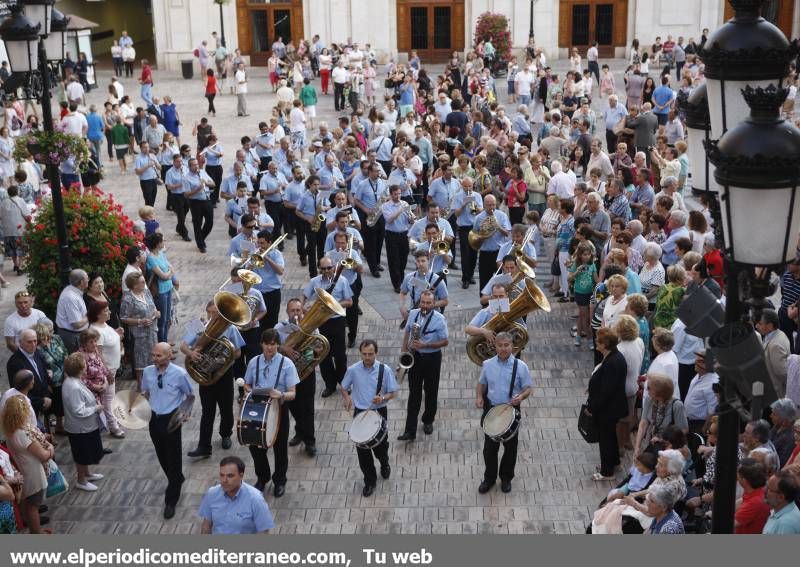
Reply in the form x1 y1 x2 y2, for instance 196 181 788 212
184 324 245 350
472 210 511 251
317 165 345 193
251 249 284 292
408 217 453 242
480 275 525 298
145 252 174 295
222 282 266 314
400 270 448 307
314 150 336 171
427 176 461 212
244 353 300 392
414 136 434 168
198 483 274 534
404 308 448 354
671 319 704 365
227 232 256 258
225 197 248 226
387 168 417 197
496 240 537 263
303 276 352 318
204 144 223 167
683 372 719 421
382 199 414 233
661 226 689 266
341 361 398 410
135 153 158 181
141 363 193 415
325 248 363 285
259 171 287 203
185 169 214 200
323 227 364 253
119 35 133 48
220 173 253 199
604 104 628 130
254 132 274 158
763 502 800 534
353 177 389 210
370 136 393 161
454 191 484 228
284 180 305 206
165 164 187 195
297 190 323 219
479 355 533 406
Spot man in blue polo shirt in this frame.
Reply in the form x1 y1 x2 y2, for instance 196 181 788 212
199 456 274 534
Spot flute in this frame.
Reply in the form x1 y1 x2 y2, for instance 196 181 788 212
199 142 220 156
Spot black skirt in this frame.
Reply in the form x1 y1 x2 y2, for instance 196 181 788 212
68 429 104 466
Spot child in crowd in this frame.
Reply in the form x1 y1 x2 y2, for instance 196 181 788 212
600 64 615 98
606 452 657 502
568 242 598 348
138 205 160 237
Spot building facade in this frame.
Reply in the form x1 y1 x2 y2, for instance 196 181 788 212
152 0 799 71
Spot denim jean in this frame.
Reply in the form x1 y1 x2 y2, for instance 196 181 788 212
141 83 153 106
154 290 172 343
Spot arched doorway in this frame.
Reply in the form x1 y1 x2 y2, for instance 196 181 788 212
236 0 304 65
558 0 628 57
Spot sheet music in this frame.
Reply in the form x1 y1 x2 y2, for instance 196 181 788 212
488 298 510 314
184 317 206 337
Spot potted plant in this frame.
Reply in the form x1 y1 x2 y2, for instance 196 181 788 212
14 127 91 171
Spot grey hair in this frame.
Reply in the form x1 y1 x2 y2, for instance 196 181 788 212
634 151 646 161
69 269 88 287
669 210 688 226
586 192 602 204
749 419 771 444
661 176 678 188
704 232 716 248
550 126 561 137
643 242 663 260
648 483 677 510
550 160 563 173
13 369 34 390
759 308 780 329
495 331 513 343
658 449 686 476
628 219 643 235
770 398 798 421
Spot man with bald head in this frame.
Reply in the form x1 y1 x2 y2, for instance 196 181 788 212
56 269 89 352
141 342 195 519
471 194 511 291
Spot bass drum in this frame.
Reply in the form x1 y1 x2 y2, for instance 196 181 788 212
348 410 387 450
481 403 521 443
237 391 280 449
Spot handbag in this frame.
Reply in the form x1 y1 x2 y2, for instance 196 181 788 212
578 403 598 443
45 459 68 499
612 116 626 135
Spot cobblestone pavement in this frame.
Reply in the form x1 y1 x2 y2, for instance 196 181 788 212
0 60 637 535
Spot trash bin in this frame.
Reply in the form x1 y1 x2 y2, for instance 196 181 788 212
181 59 194 80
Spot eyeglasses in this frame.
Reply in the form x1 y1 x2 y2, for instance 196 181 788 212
157 373 163 389
320 266 334 271
245 224 257 229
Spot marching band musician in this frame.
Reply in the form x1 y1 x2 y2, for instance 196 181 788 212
223 182 250 238
185 157 216 254
225 267 267 360
480 255 527 307
252 230 285 331
474 332 533 494
227 213 259 260
340 340 398 497
240 137 261 173
302 257 353 397
254 121 275 171
325 191 362 232
426 162 462 268
408 204 453 250
496 224 537 268
387 156 418 206
141 342 195 519
353 164 389 278
382 185 414 293
284 165 308 260
158 135 179 211
259 160 288 243
203 135 224 204
134 141 161 207
314 138 338 170
232 148 259 186
296 175 328 278
239 196 275 233
466 284 512 344
419 223 453 277
324 210 364 253
219 161 254 201
327 231 365 348
317 153 346 197
275 298 317 457
165 153 191 242
397 291 449 441
399 251 449 322
452 177 483 289
272 137 294 180
243 329 298 498
182 300 246 459
473 195 511 291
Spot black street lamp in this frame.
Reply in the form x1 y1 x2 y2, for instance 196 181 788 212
214 0 227 48
0 0 71 287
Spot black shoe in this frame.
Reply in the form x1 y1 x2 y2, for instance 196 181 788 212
449 263 459 270
273 483 286 498
181 236 191 242
423 423 433 435
462 281 469 289
558 296 570 303
357 307 363 315
321 387 336 398
380 463 391 479
393 286 401 293
39 505 48 514
362 484 375 497
377 266 385 271
187 447 212 458
347 336 356 348
286 233 295 240
397 432 416 441
501 480 512 493
478 480 495 494
253 480 266 492
289 434 303 447
102 448 113 454
163 504 175 519
199 247 207 254
470 278 476 284
300 257 307 267
305 444 317 457
220 437 232 450
39 515 50 526
371 270 381 278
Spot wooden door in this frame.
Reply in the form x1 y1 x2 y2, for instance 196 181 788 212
558 0 627 58
724 0 794 38
236 0 304 66
397 0 465 63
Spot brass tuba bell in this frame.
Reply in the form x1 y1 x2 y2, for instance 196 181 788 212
283 288 345 379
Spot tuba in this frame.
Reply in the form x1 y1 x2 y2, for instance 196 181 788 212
465 279 551 366
507 257 537 301
186 291 253 386
468 214 498 251
284 288 345 379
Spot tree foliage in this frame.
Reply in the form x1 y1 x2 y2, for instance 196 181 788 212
474 12 512 61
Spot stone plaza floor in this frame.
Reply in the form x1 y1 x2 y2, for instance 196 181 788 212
0 59 636 534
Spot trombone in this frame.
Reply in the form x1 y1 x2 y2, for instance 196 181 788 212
340 233 360 270
231 232 288 270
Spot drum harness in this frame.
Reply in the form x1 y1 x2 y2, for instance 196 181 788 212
256 354 285 395
482 358 519 419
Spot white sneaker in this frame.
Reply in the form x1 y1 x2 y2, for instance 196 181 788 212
87 473 104 481
76 481 98 492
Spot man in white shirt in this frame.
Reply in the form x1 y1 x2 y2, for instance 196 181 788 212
331 61 349 112
55 269 90 352
546 160 575 200
514 68 534 106
4 291 47 352
288 100 306 159
65 77 85 106
235 62 248 117
60 103 88 137
683 352 719 434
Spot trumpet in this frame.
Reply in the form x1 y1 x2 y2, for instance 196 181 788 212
469 200 480 215
401 200 417 223
428 234 450 257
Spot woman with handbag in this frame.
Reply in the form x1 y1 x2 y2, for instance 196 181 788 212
119 271 159 390
2 396 53 533
62 353 107 492
586 328 629 481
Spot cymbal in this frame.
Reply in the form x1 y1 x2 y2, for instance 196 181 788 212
111 390 151 430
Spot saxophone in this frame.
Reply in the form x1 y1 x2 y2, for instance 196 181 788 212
283 288 345 379
366 195 387 227
396 321 422 383
310 197 326 232
186 291 253 385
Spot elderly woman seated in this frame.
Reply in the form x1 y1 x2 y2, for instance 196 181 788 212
642 484 686 534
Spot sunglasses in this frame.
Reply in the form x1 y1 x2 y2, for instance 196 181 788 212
320 266 334 271
245 224 257 229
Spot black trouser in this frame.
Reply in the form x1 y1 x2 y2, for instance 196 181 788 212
688 419 706 436
304 221 326 277
378 160 392 177
140 179 157 206
354 406 389 486
105 130 114 159
478 249 499 292
481 404 519 483
260 289 281 332
588 60 600 84
676 61 685 82
678 363 695 401
206 93 216 114
385 230 410 288
293 212 306 260
319 317 347 391
289 373 316 445
173 194 189 239
358 211 385 272
284 205 297 237
778 306 798 354
447 214 458 265
605 129 618 153
149 412 184 506
189 199 214 249
242 326 262 361
346 276 362 341
197 372 233 450
264 200 284 240
334 82 346 111
594 415 620 477
124 61 134 77
205 165 223 204
509 207 524 226
404 350 442 434
458 226 477 284
248 402 290 485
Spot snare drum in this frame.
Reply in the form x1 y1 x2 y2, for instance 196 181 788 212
237 391 281 449
348 410 387 450
481 404 521 443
